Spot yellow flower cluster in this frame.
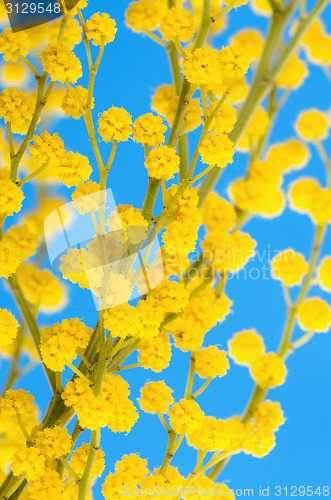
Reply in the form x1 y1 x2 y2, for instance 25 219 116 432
0 309 18 350
243 427 276 457
183 45 249 91
98 107 132 142
16 264 63 308
34 426 72 460
275 54 307 88
152 279 190 315
199 132 234 168
69 441 105 480
0 241 22 279
319 257 331 290
297 297 331 332
231 29 264 62
160 7 195 42
2 225 38 262
152 84 202 133
184 46 214 86
187 415 246 454
102 453 149 498
10 427 71 498
170 286 232 352
23 468 64 499
62 373 138 431
11 447 51 482
296 109 328 140
289 179 331 225
272 249 309 286
133 113 166 148
0 388 35 417
138 332 172 372
59 151 92 187
40 43 82 83
202 192 236 232
103 297 163 341
252 400 284 432
72 180 100 214
202 229 256 272
85 13 117 45
139 380 174 414
126 0 166 33
243 400 285 457
228 329 265 365
0 28 29 62
250 353 287 388
40 318 92 372
145 145 180 180
208 101 237 135
266 139 309 171
302 20 331 66
29 131 65 174
162 186 202 255
195 346 229 379
0 87 33 134
61 85 93 119
0 171 24 217
168 398 204 434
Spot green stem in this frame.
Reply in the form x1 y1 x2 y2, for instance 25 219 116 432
192 377 211 399
1 328 24 394
142 177 161 221
7 478 27 499
158 412 172 433
159 430 177 475
105 140 117 173
8 275 56 393
19 55 41 77
10 73 48 182
198 0 300 204
93 310 107 395
78 429 100 500
18 160 49 186
208 221 326 481
185 354 196 399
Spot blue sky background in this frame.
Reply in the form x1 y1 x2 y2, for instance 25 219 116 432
1 0 331 497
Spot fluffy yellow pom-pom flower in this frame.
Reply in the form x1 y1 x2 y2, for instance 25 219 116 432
0 28 30 62
319 257 331 291
168 398 204 434
296 109 328 140
59 151 92 187
250 353 287 388
228 329 265 365
0 87 33 134
0 309 18 350
160 7 195 42
272 249 309 286
195 346 229 379
275 54 307 88
297 297 331 332
41 42 82 83
98 107 132 142
85 13 117 45
145 145 180 180
139 381 174 414
199 132 234 168
61 85 94 119
133 113 167 148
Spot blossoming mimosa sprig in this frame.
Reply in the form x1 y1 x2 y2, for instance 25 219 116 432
198 0 329 204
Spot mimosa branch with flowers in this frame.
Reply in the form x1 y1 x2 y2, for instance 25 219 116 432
0 0 330 498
